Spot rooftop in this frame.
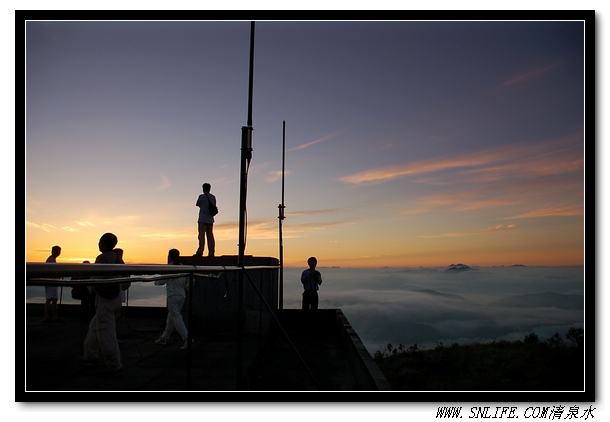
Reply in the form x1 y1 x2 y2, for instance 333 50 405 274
24 303 391 399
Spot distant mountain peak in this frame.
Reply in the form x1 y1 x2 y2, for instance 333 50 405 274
446 263 476 271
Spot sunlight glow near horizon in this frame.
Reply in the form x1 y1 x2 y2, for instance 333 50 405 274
25 20 585 268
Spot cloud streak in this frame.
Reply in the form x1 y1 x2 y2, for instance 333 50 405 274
504 205 584 219
266 170 291 183
26 221 57 232
418 224 517 239
288 124 355 152
287 208 340 217
340 135 583 186
403 192 518 215
157 174 171 190
498 62 562 88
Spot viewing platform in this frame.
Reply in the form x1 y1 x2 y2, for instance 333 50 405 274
23 256 391 398
24 305 390 395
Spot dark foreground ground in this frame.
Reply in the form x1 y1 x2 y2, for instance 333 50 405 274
24 304 388 399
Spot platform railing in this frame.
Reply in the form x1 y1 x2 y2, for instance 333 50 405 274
26 262 278 282
25 262 321 390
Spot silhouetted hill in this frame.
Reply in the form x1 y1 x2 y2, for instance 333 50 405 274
445 263 477 272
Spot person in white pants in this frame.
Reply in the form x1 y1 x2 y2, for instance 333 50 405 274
79 233 127 376
155 249 191 349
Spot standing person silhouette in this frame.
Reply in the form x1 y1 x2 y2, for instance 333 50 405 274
194 182 216 257
301 257 323 311
78 233 127 376
155 249 192 349
43 245 62 322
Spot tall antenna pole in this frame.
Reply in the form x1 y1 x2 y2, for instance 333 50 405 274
237 21 255 390
278 120 286 312
238 21 255 267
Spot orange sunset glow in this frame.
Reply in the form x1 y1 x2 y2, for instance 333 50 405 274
25 20 584 269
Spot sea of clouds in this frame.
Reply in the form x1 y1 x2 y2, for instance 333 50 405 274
26 265 585 354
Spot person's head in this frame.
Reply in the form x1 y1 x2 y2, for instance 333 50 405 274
307 256 317 269
51 245 61 257
98 233 118 253
168 248 181 265
202 183 211 193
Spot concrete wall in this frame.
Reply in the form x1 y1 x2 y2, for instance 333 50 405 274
334 309 393 391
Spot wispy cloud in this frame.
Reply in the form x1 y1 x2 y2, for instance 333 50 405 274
61 226 80 232
139 230 194 241
76 221 95 227
26 221 57 232
217 219 351 240
403 192 518 215
287 209 340 217
340 134 583 186
499 62 562 88
418 224 516 238
503 205 584 219
340 150 500 185
288 124 355 152
284 221 354 237
266 170 291 183
157 174 171 190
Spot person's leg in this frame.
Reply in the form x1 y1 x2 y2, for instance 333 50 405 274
160 303 177 340
83 318 100 362
50 298 59 319
169 296 188 340
195 222 205 255
160 296 188 341
204 224 215 257
302 291 312 310
83 297 100 362
96 297 122 371
311 292 319 310
44 286 58 320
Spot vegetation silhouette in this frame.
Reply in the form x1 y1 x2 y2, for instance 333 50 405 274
373 327 584 391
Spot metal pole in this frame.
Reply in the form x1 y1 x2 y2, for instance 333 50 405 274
278 120 286 312
238 21 255 265
237 21 255 391
247 22 255 129
186 273 194 390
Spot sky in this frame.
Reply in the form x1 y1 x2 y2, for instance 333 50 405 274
25 19 585 268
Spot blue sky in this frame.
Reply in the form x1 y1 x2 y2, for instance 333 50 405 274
25 18 585 268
